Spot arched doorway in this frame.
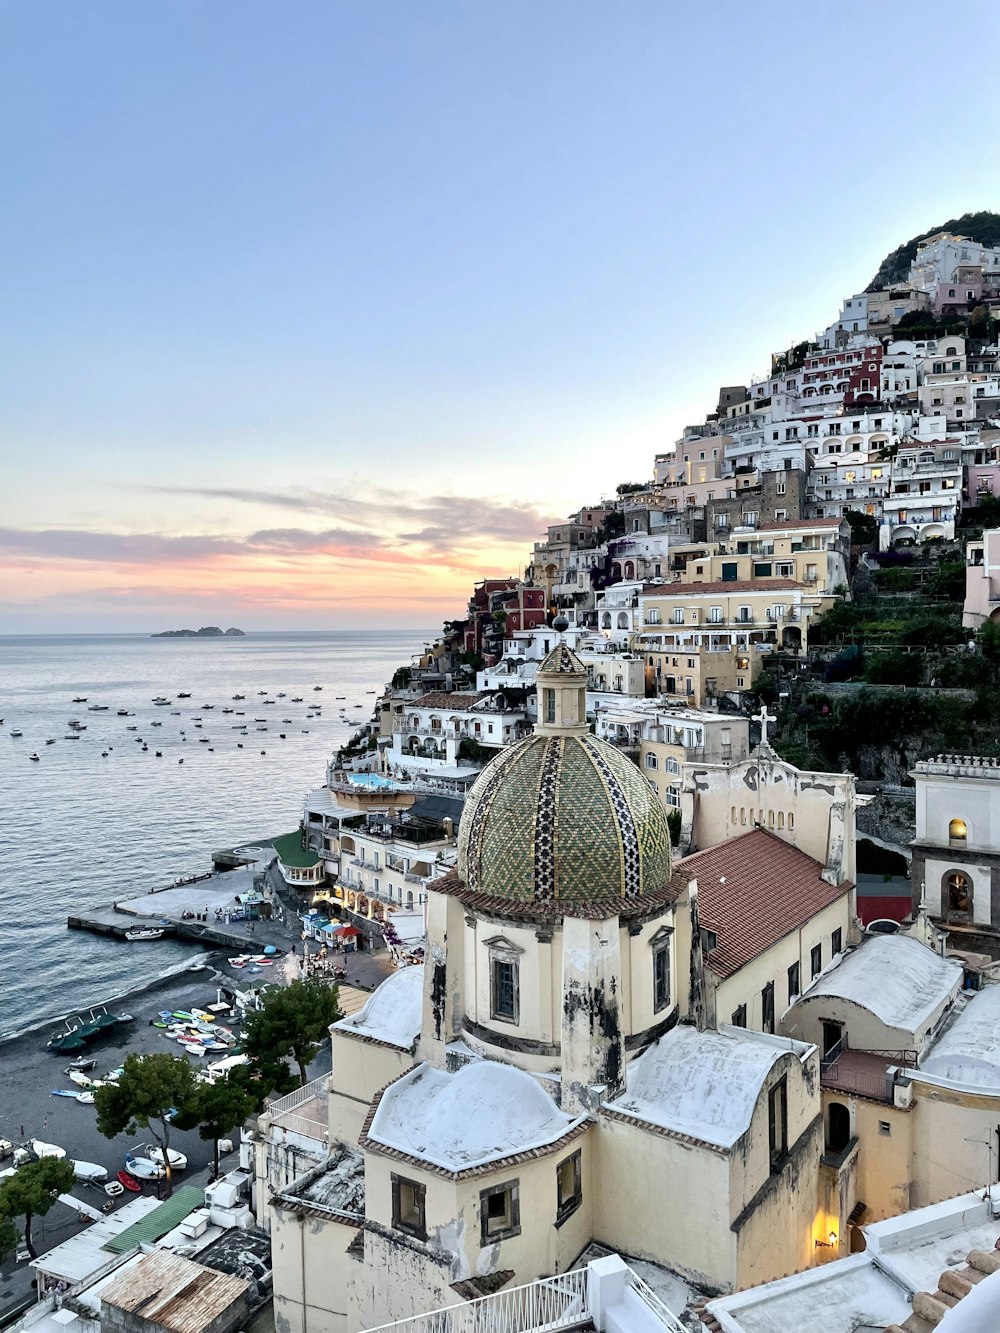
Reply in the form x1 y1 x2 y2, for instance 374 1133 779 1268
827 1102 851 1154
944 870 973 924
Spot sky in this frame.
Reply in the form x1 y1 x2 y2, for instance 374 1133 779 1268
1 0 997 633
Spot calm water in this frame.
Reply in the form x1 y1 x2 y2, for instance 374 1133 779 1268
0 631 426 1038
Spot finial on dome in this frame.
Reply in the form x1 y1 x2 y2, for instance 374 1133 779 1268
552 612 570 634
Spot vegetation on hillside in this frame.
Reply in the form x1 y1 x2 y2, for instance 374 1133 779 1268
868 211 1000 289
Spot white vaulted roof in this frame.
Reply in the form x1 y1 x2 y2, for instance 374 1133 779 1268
366 1061 584 1172
801 935 961 1029
332 964 423 1049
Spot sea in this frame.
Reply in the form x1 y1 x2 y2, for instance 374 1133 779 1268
0 630 428 1040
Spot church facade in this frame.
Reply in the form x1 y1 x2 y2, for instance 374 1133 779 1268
257 648 861 1332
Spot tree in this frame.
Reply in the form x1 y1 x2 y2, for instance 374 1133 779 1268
172 1073 258 1179
0 1157 75 1259
243 979 341 1090
0 1214 16 1263
94 1052 197 1197
844 509 879 547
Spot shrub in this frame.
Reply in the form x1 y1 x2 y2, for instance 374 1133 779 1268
864 651 923 686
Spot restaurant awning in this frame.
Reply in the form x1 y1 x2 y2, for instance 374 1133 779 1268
332 925 361 937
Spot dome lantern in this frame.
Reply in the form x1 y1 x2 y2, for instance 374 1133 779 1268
535 643 589 738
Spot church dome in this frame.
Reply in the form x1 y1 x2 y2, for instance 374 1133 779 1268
456 644 672 912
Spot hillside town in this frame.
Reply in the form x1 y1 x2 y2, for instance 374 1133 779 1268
10 225 1000 1333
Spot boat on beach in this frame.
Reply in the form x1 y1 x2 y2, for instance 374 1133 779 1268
72 1160 108 1183
125 1152 165 1180
145 1145 187 1171
117 1170 141 1192
32 1139 66 1159
76 1092 96 1105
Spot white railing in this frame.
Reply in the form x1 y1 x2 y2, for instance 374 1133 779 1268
266 1074 328 1117
624 1270 687 1333
359 1269 590 1333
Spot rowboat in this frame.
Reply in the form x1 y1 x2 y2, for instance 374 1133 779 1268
69 1071 93 1087
117 1170 141 1192
76 1092 95 1104
104 1180 124 1196
125 1152 164 1180
72 1160 108 1183
125 928 164 942
66 1058 97 1072
145 1145 187 1171
51 1089 79 1098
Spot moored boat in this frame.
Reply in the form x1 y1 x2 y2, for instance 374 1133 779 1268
124 927 164 942
117 1169 141 1192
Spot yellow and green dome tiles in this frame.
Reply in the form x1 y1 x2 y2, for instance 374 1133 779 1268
456 732 672 907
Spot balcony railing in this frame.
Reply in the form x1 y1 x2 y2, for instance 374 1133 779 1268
266 1075 330 1140
359 1270 590 1333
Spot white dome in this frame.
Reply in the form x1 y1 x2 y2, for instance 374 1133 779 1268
367 1061 580 1171
334 964 423 1050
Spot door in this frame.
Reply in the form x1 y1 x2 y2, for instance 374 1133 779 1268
822 1021 843 1060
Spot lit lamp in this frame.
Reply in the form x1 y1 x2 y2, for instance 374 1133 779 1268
815 1230 838 1248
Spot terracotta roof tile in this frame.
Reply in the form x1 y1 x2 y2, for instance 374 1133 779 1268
408 691 487 710
669 829 852 979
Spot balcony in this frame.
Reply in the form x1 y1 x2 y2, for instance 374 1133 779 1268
820 1048 908 1104
266 1074 329 1142
358 1255 687 1333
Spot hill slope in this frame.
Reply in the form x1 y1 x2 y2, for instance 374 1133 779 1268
868 210 1000 290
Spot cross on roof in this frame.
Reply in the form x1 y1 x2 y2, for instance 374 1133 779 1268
754 703 777 746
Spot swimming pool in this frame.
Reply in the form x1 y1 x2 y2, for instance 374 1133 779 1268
347 773 397 789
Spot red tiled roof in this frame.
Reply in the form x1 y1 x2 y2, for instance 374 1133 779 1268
642 580 804 596
409 692 486 710
669 829 852 979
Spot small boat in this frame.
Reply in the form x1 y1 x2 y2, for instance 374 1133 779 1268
178 692 191 698
198 737 210 743
68 720 86 729
10 729 23 738
151 720 162 726
69 1070 93 1087
279 733 287 739
47 1029 85 1053
155 751 162 757
32 1139 66 1159
51 1089 79 1098
73 696 87 703
229 957 248 968
145 1145 187 1171
117 1169 141 1192
222 707 233 714
313 685 322 690
256 726 267 732
76 1091 96 1104
173 1011 193 1021
233 694 245 700
29 753 40 761
202 704 215 710
45 738 56 745
264 699 276 704
117 709 130 716
152 697 170 705
127 725 137 731
301 729 309 734
257 690 267 696
125 927 164 942
72 1160 107 1182
67 1058 97 1072
104 1180 124 1197
291 697 303 702
124 1153 165 1180
277 692 286 698
88 704 109 711
64 734 81 740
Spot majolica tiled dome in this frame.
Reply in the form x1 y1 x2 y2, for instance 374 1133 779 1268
456 643 672 909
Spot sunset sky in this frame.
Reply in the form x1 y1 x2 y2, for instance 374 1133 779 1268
2 0 996 632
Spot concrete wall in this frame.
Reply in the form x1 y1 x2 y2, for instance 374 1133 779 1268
908 1076 1000 1208
782 992 949 1058
268 1206 359 1333
329 1032 416 1145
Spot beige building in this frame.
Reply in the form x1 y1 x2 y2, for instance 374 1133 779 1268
676 516 850 597
636 640 753 707
638 577 835 658
257 646 842 1331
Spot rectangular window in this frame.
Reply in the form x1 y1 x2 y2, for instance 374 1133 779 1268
832 928 843 956
392 1174 427 1240
480 1180 520 1245
491 958 519 1023
879 1121 891 1136
556 1151 582 1224
768 1077 788 1169
653 941 671 1012
731 1004 747 1028
787 961 800 1003
544 689 555 724
761 980 775 1034
811 943 822 979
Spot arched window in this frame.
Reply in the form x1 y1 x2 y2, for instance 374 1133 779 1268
777 812 784 828
666 757 680 775
949 817 968 843
602 612 612 629
788 812 795 831
946 871 973 923
617 612 629 629
645 753 658 770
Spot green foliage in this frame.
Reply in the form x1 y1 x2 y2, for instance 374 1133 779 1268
95 1052 198 1192
924 559 966 601
0 1157 75 1258
243 979 341 1089
844 509 879 546
597 510 626 543
172 1072 258 1177
666 809 681 847
616 482 648 496
863 651 923 686
457 737 489 764
391 667 411 688
979 620 1000 664
749 670 778 704
0 1215 16 1262
875 567 916 592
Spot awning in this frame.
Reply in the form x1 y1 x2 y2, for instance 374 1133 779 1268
332 925 361 937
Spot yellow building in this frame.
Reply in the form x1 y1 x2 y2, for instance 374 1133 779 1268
638 576 836 657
